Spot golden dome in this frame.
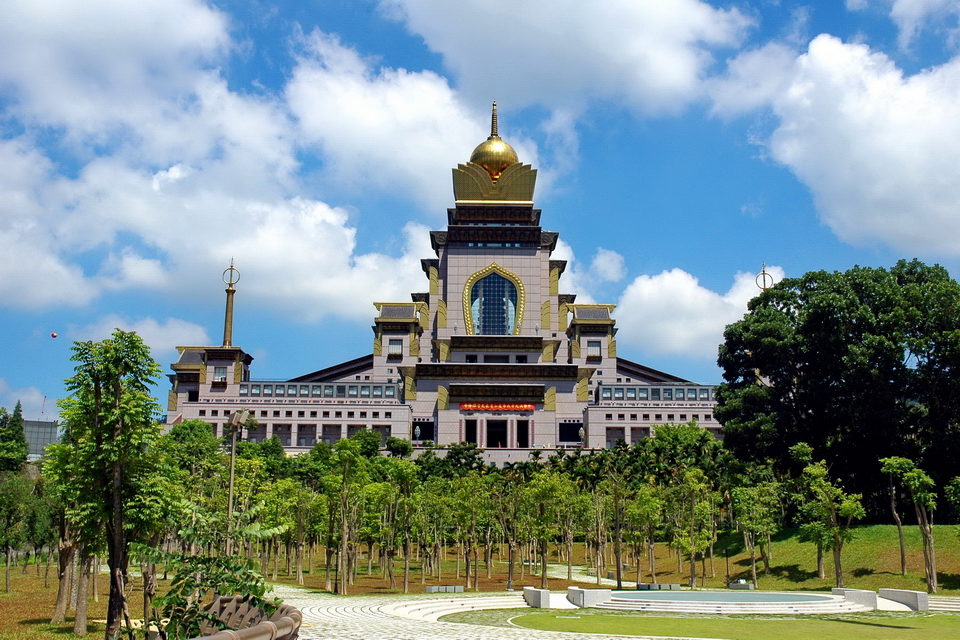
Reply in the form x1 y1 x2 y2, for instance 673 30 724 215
470 102 519 180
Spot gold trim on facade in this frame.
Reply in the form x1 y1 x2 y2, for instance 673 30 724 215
461 262 526 336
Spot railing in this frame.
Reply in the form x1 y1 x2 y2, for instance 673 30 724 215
193 596 302 640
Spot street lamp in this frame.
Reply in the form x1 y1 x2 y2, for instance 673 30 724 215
414 425 421 442
579 426 585 446
225 409 249 556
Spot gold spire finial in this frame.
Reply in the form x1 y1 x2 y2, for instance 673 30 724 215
222 259 240 347
469 101 518 180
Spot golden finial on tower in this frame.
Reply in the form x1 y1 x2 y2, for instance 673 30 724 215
491 101 499 137
756 263 774 292
469 102 518 180
222 259 241 347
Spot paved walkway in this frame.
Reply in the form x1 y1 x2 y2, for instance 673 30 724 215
274 584 682 640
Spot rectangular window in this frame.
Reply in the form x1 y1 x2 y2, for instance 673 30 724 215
586 340 602 358
675 389 685 400
297 411 305 418
310 411 317 418
466 354 478 363
322 411 329 418
336 385 346 397
335 411 342 418
388 339 403 356
651 388 660 400
198 410 206 416
630 414 637 420
324 385 334 397
614 388 624 400
239 385 248 396
385 386 396 398
285 411 292 418
213 366 227 382
679 414 686 421
605 414 613 420
626 388 636 400
483 354 509 363
372 412 379 418
360 386 371 397
662 389 673 400
373 386 383 397
273 411 280 417
348 385 359 397
300 385 310 396
638 388 648 400
601 388 612 400
275 385 285 397
643 414 649 420
359 411 367 418
618 414 625 421
667 414 674 421
347 411 355 418
312 385 322 397
700 388 710 400
515 355 527 363
385 412 392 418
211 410 218 417
260 410 267 417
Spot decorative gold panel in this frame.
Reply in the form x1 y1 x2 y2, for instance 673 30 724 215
452 162 537 203
541 300 551 331
577 378 589 402
608 336 617 358
234 365 243 384
373 335 382 356
571 340 581 358
429 266 439 295
437 386 449 410
167 390 178 411
558 302 569 332
437 299 447 328
462 263 525 336
409 329 419 356
404 374 417 400
550 266 560 296
542 341 555 363
544 386 556 411
438 341 450 361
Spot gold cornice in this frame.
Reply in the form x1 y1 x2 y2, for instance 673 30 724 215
462 263 525 336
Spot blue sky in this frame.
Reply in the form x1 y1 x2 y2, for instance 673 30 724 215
4 0 960 421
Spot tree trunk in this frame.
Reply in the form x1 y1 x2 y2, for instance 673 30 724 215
52 545 75 624
816 543 825 580
889 477 907 575
74 552 92 636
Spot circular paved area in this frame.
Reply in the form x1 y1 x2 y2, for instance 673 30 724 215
273 584 671 640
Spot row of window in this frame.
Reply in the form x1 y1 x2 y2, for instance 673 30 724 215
599 387 713 401
199 408 393 420
604 412 713 422
463 354 529 363
239 384 398 399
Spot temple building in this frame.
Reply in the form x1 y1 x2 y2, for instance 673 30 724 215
166 105 718 464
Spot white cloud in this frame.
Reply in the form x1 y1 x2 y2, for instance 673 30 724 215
889 0 960 48
286 30 540 211
615 266 784 359
70 315 211 365
0 379 51 422
0 4 480 321
712 34 960 257
379 0 752 114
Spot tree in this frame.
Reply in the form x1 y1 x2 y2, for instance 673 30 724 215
717 260 960 509
880 457 938 592
731 481 781 587
791 444 865 588
0 402 29 471
0 471 32 592
57 329 165 640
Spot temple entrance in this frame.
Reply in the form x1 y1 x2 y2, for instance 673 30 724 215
486 420 508 448
516 420 529 448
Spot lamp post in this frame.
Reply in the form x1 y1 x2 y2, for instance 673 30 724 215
225 410 248 556
414 425 421 442
579 426 585 447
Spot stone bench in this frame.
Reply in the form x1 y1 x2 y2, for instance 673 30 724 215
426 585 465 593
637 583 681 590
195 596 302 640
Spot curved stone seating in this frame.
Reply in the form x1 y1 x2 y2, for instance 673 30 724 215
380 594 527 621
594 593 869 615
195 596 302 640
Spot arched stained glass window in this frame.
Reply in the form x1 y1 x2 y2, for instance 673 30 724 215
470 272 518 334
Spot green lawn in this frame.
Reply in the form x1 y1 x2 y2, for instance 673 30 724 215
510 611 960 640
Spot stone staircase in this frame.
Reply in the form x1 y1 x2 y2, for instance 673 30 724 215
929 596 960 612
594 595 871 615
380 594 527 621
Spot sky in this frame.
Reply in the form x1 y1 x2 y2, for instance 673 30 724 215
4 0 960 421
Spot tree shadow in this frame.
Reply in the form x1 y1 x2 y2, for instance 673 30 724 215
938 572 960 590
766 563 819 583
852 567 875 578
